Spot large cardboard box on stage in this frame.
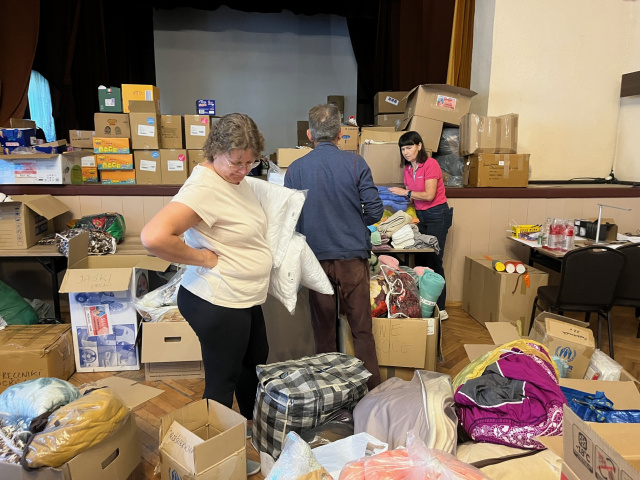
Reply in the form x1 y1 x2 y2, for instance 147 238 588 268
59 232 170 373
459 113 519 155
463 153 530 187
403 84 476 125
358 143 403 184
397 115 443 152
159 399 247 480
0 324 75 393
142 321 205 381
373 91 409 115
0 194 69 249
462 255 548 334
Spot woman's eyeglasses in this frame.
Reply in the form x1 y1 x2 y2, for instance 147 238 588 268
223 152 261 172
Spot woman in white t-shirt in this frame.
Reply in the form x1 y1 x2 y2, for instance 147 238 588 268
141 113 271 425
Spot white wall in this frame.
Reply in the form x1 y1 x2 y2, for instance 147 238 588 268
472 0 638 181
613 3 640 182
469 0 495 116
153 6 358 154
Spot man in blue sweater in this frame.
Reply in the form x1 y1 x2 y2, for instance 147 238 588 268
285 104 384 389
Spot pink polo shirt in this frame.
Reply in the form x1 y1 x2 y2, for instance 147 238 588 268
403 158 447 211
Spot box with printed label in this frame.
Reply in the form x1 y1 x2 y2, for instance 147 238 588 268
337 125 358 152
0 194 69 249
187 149 205 175
159 399 247 480
94 113 131 138
0 324 75 393
142 321 204 381
93 137 130 154
529 315 595 379
160 149 188 184
403 84 477 125
134 150 162 184
374 91 409 115
374 113 404 127
276 147 311 168
183 115 211 150
0 127 37 152
69 130 96 148
82 167 99 183
160 115 184 149
196 99 216 115
100 169 136 184
463 153 530 187
129 100 160 150
460 113 519 155
398 115 443 152
462 256 549 335
59 232 170 373
0 153 83 185
121 84 160 113
96 153 134 170
98 86 123 113
339 311 440 372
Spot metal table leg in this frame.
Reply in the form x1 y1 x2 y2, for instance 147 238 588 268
36 256 67 320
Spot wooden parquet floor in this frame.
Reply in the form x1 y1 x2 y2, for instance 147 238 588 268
68 305 640 480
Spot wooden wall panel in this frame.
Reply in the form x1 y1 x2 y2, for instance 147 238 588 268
122 197 147 236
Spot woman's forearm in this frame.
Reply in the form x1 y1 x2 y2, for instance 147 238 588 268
141 232 217 268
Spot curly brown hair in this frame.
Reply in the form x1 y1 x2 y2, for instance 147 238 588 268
203 113 265 160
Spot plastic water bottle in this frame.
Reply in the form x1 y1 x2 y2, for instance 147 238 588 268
564 219 575 251
548 218 565 251
539 217 551 246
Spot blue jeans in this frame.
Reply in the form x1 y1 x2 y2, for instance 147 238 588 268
416 203 453 310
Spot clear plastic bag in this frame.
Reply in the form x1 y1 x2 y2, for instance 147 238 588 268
380 265 421 318
584 349 623 381
266 431 329 480
133 265 186 322
55 228 117 256
268 159 286 185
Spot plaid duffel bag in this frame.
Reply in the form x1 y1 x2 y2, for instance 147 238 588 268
251 352 371 459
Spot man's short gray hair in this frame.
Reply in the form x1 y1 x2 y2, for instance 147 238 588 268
308 104 341 143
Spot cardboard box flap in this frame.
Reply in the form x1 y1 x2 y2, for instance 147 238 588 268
59 267 133 293
128 100 159 113
403 84 478 101
537 435 563 458
10 118 37 128
0 325 71 351
194 423 244 474
486 322 521 344
160 399 209 441
134 255 171 272
398 116 411 130
17 195 70 220
545 318 594 347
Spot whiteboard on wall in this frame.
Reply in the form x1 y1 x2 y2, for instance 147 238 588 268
153 6 358 155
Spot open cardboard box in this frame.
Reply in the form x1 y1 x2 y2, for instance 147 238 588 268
464 312 595 379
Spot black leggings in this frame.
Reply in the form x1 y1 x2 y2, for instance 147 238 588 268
177 286 269 419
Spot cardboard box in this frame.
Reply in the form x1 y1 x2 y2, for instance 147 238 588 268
296 120 314 148
100 169 136 185
337 125 359 152
121 84 160 113
339 311 440 371
82 167 99 183
69 130 96 148
403 84 476 125
359 143 404 184
93 137 130 154
511 224 541 239
196 99 216 115
160 115 184 149
374 91 408 115
459 113 519 156
183 115 211 150
129 101 160 150
328 95 345 119
59 232 170 373
0 127 37 150
530 316 595 379
463 153 530 187
0 411 141 480
187 150 205 175
576 218 618 242
276 147 312 168
0 195 69 249
134 150 162 184
562 406 640 480
0 152 83 185
359 127 404 149
94 113 131 138
9 118 36 128
397 115 443 152
96 153 134 170
159 399 247 480
374 113 404 127
160 149 188 184
142 321 204 381
34 139 68 154
462 256 549 334
0 325 75 393
98 86 123 113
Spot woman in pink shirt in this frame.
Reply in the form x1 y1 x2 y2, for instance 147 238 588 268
389 131 453 320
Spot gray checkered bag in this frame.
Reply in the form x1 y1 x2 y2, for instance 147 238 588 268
251 352 371 459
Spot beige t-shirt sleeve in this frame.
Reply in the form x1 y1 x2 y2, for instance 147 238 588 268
172 182 218 228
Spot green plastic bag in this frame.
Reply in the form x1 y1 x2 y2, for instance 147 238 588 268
72 212 126 243
0 280 39 325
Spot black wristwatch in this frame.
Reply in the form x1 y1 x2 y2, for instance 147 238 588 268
406 190 412 199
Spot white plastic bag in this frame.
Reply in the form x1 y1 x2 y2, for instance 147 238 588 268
133 266 186 322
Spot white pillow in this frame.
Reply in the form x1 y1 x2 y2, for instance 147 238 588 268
300 242 334 295
268 233 304 314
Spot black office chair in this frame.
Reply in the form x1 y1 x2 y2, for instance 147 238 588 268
529 246 626 358
612 243 640 339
